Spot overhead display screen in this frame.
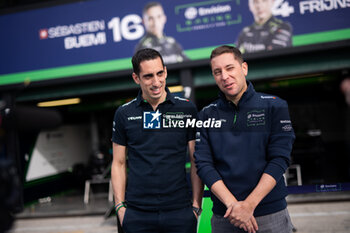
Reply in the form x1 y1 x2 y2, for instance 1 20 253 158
1 0 350 86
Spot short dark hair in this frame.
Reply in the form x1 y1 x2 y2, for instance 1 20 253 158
143 1 162 15
210 45 244 64
132 48 164 75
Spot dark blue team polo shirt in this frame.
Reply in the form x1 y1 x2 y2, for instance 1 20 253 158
112 88 197 211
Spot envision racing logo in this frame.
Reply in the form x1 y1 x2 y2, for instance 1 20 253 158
143 110 222 129
184 5 232 20
247 110 266 127
184 7 198 20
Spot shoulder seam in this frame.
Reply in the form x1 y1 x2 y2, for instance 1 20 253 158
121 98 137 107
202 103 217 111
174 96 189 102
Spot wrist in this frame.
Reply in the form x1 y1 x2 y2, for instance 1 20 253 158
115 201 126 213
114 201 125 208
244 198 258 210
224 199 237 209
192 201 201 209
116 205 126 213
192 206 202 216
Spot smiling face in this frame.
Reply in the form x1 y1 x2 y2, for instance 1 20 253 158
143 5 166 38
211 52 248 105
249 0 274 25
132 57 167 106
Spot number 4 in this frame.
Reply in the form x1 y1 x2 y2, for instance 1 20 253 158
272 0 295 17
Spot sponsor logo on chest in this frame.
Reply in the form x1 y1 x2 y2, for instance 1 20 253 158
247 109 266 127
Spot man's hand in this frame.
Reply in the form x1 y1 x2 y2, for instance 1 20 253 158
237 219 258 233
193 210 199 220
224 201 254 223
224 201 258 233
117 207 127 226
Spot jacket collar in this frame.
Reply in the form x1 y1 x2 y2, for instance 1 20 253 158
218 80 255 107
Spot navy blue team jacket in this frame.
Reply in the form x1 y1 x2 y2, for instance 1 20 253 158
194 81 295 217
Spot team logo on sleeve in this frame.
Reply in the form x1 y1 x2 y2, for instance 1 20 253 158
280 120 292 132
143 110 161 129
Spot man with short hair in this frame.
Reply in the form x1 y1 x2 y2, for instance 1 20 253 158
195 45 295 233
111 48 203 233
135 1 189 64
236 0 292 53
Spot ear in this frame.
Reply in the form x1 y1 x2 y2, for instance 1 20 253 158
132 73 140 85
163 14 167 24
164 66 167 79
242 62 248 77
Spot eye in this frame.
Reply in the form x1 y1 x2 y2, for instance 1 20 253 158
143 74 153 80
157 70 164 77
214 70 221 76
226 66 234 71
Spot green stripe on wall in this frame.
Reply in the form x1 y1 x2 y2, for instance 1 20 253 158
0 58 131 86
293 28 350 46
185 44 235 60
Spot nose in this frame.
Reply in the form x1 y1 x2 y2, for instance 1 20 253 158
149 18 155 26
221 70 229 81
152 76 161 87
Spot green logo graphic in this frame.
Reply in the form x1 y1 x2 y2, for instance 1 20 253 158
175 0 242 33
247 109 265 127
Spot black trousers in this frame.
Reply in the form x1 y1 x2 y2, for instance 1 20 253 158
120 206 197 233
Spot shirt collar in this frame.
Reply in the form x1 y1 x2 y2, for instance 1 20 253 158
136 87 175 106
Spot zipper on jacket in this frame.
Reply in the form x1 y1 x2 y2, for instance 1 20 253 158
229 101 238 125
233 112 237 124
